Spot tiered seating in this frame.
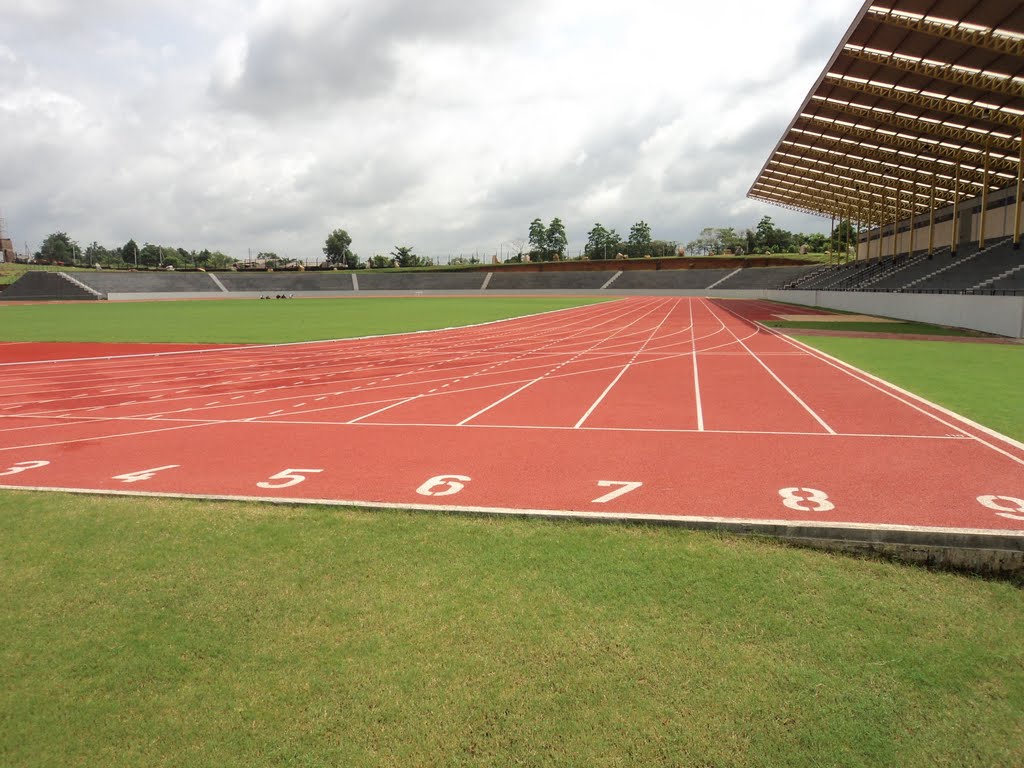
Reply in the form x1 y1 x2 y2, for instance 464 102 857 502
487 271 617 290
714 265 819 289
217 272 354 291
909 239 1019 292
611 269 733 290
74 271 220 293
985 265 1024 293
358 272 486 290
0 272 100 301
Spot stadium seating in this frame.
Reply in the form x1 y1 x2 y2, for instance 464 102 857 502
610 269 733 290
715 265 820 289
486 271 617 290
216 272 354 292
73 271 221 294
357 272 486 290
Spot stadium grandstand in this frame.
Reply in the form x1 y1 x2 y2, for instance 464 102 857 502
748 0 1024 295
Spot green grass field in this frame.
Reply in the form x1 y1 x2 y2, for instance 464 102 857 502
3 493 1022 767
2 297 1023 766
0 296 609 344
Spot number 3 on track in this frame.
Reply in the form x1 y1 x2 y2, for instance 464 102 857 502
0 460 50 477
977 495 1024 521
778 487 834 513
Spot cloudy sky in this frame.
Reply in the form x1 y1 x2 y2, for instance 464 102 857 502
2 0 863 262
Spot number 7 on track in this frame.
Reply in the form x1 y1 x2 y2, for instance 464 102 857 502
592 480 643 504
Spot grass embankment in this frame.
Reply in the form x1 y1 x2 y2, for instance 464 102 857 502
0 263 92 286
0 296 609 344
797 336 1024 441
3 492 1022 767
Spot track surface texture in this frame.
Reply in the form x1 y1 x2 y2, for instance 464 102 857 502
1 298 1022 543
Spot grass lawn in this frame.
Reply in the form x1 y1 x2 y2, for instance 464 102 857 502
795 335 1024 441
0 296 610 344
3 492 1022 767
764 320 991 337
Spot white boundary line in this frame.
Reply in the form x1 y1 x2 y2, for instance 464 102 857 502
1 484 1021 541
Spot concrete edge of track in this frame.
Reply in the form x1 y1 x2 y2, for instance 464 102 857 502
4 484 1021 581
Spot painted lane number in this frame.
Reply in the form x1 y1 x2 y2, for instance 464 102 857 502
779 487 834 513
257 468 324 489
0 460 50 476
977 495 1024 522
112 465 181 483
417 475 471 497
592 481 643 504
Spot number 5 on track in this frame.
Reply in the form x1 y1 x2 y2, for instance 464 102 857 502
592 481 643 504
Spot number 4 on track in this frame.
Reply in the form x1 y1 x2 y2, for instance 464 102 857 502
592 481 643 504
112 465 180 483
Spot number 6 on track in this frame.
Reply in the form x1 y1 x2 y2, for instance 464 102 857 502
417 475 471 497
592 481 643 504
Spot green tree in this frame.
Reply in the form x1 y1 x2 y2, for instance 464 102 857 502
121 239 141 267
546 217 567 260
585 223 611 259
84 241 111 266
528 218 547 261
323 229 356 268
391 245 419 268
35 232 77 264
627 220 652 257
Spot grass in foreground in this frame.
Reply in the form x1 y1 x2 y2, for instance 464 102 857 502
0 296 609 344
764 320 990 337
795 335 1024 441
2 492 1022 767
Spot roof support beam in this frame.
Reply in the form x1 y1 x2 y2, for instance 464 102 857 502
841 46 1024 99
778 139 995 191
794 114 1019 171
866 7 1024 58
809 95 1021 153
825 75 1023 129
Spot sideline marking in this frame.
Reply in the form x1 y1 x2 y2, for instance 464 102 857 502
2 484 1021 539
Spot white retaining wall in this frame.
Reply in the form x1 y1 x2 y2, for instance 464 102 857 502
761 290 1024 339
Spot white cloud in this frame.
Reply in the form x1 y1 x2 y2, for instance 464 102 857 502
1 0 864 260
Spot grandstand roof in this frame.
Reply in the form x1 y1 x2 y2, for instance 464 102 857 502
748 0 1024 225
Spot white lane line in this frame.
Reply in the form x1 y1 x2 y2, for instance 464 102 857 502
346 395 423 424
690 297 705 431
745 318 1024 467
702 298 836 436
574 298 679 429
457 299 666 426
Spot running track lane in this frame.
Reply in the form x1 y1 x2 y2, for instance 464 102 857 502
0 297 1022 535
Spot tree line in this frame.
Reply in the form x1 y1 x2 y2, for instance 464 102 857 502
685 216 854 256
31 232 238 269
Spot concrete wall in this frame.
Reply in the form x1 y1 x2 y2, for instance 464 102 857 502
762 289 1024 338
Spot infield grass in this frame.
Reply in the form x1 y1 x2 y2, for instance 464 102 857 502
3 492 1022 767
0 296 610 344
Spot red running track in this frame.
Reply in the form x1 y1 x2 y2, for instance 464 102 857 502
1 297 1022 537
